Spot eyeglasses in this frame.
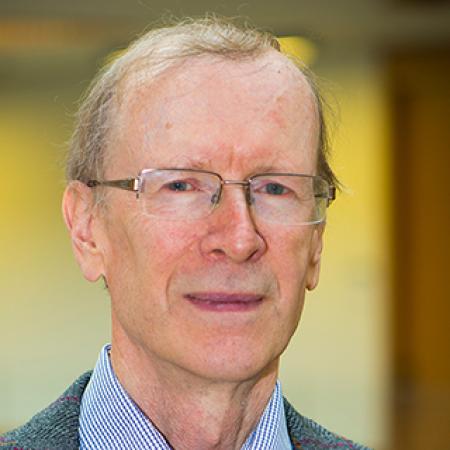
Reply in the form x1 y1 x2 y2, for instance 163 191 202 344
87 168 336 225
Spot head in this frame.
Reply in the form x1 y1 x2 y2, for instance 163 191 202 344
63 17 337 382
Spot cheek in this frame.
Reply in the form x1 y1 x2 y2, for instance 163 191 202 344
138 221 199 264
266 226 312 283
104 214 205 331
112 216 204 293
262 225 313 318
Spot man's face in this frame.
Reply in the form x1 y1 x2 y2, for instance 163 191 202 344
93 51 323 381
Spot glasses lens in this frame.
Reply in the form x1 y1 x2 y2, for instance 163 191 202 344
250 174 330 225
140 170 220 220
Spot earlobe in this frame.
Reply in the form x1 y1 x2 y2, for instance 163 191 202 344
62 181 105 282
305 223 325 291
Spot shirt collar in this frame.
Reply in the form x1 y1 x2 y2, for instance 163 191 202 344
79 344 291 449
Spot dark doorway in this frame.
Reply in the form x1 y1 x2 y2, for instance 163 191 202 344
389 48 450 449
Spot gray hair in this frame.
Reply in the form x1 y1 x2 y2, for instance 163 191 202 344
66 16 337 188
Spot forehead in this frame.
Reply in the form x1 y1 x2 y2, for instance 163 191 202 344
110 51 319 175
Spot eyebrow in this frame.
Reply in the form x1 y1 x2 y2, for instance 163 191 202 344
248 164 284 173
163 156 214 170
157 156 292 175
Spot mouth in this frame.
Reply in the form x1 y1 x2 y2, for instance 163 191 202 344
184 292 264 312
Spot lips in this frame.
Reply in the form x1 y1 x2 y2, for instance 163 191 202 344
184 292 263 312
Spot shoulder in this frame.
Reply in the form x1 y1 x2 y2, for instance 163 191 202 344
283 398 373 450
0 371 92 450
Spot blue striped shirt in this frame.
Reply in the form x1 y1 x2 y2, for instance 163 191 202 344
79 344 292 449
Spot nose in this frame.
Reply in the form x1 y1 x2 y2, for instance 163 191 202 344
199 185 267 263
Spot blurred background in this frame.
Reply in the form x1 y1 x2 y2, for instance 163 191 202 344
1 1 449 449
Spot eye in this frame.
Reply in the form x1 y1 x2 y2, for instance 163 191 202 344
263 182 288 196
165 180 194 192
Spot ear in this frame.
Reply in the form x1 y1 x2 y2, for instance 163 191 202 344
62 181 105 282
305 223 325 291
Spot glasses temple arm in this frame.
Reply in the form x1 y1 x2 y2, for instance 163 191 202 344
314 185 336 207
86 178 139 192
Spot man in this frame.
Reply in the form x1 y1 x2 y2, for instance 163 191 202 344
1 17 370 450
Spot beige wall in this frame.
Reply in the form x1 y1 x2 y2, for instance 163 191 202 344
0 48 390 449
280 54 391 449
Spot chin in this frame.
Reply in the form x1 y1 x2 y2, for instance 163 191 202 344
190 362 276 384
182 340 282 383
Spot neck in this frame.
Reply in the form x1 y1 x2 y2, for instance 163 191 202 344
110 340 279 450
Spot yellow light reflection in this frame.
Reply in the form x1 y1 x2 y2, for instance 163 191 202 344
278 36 317 66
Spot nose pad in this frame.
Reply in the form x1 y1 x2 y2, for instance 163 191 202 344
211 189 221 205
245 186 254 206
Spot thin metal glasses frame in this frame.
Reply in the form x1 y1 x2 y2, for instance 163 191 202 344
86 168 336 206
